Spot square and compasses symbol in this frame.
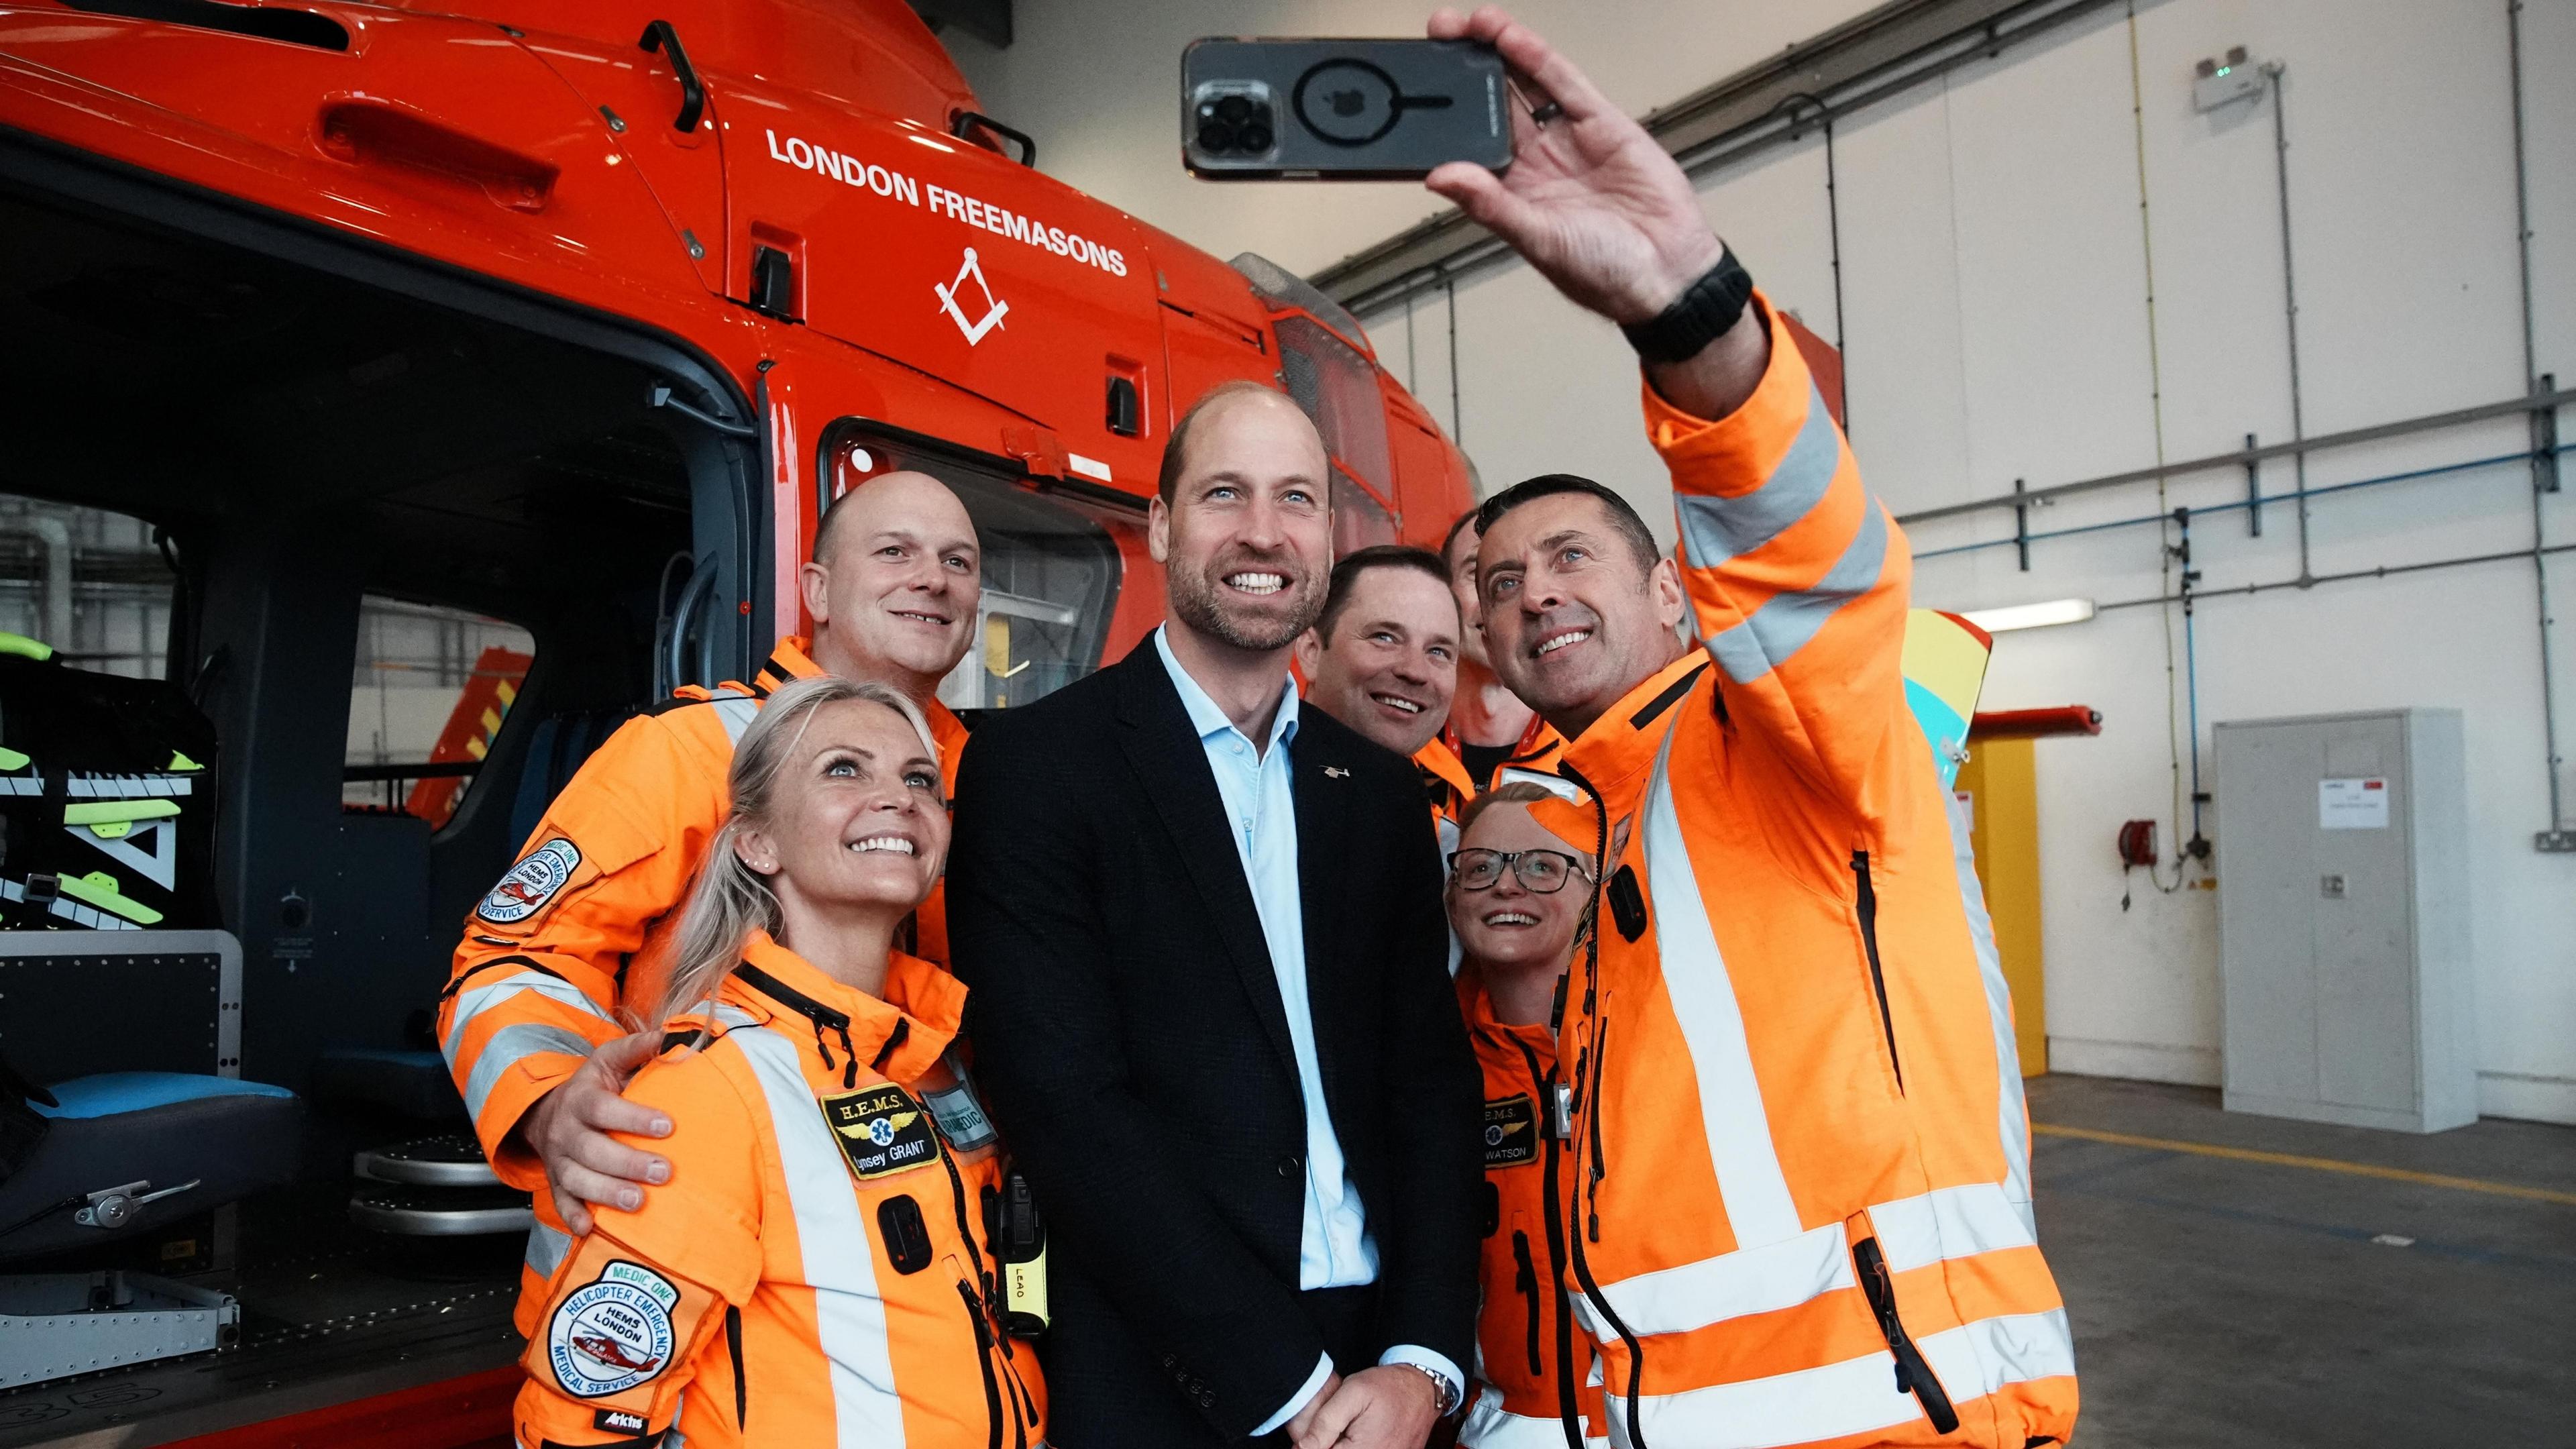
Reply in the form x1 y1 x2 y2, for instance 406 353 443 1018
936 247 1009 345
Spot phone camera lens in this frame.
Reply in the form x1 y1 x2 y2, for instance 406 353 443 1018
1197 119 1236 153
1216 95 1252 124
1238 123 1273 152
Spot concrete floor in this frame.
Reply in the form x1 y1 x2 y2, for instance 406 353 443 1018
2028 1074 2576 1448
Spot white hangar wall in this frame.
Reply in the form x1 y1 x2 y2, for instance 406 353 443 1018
957 0 2576 1122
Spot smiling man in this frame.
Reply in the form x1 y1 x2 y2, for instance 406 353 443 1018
437 468 984 1339
1294 545 1461 761
1431 7 2077 1447
950 381 1479 1449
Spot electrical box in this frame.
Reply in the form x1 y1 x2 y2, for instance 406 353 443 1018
2213 710 2474 1133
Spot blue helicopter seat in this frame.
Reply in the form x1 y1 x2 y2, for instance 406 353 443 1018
0 1072 301 1260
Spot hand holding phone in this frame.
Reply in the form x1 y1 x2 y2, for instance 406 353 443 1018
1182 38 1513 180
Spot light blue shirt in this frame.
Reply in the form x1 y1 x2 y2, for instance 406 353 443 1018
1152 629 1461 1430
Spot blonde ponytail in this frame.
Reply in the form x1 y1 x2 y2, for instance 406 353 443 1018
649 675 943 1030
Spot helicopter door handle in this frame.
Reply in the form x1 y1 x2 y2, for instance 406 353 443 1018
638 20 706 134
666 564 717 692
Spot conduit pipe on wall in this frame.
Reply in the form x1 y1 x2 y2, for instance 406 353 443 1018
2506 0 2571 847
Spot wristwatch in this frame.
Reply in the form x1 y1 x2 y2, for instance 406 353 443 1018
1398 1361 1461 1416
1619 247 1755 365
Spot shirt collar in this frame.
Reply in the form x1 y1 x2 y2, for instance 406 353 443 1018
1155 625 1299 753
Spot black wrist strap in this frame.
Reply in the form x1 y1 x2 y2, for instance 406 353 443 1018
1621 248 1755 365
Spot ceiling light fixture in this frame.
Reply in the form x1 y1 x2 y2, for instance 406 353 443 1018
1963 598 2097 633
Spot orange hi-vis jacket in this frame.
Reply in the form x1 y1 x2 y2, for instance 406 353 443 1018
1528 299 2076 1449
1418 716 1570 853
435 637 969 1332
1457 965 1604 1449
513 930 1043 1449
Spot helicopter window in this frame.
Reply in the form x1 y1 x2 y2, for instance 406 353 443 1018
1331 472 1399 557
341 597 535 827
0 494 175 678
1273 313 1393 506
823 427 1121 712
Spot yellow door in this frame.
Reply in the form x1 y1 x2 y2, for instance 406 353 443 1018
1955 738 2047 1076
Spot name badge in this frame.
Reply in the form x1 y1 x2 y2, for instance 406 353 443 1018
821 1084 942 1180
1482 1094 1538 1169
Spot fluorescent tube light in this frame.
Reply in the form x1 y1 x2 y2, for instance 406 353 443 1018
1963 598 2096 633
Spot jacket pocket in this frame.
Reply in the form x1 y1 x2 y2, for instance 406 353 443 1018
1849 1235 1957 1434
1510 1226 1543 1378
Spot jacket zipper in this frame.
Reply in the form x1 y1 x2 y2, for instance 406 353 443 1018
1511 1044 1586 1449
1850 1236 1960 1434
1850 851 1904 1091
1511 1229 1543 1376
954 1279 1007 1449
935 1136 1029 1448
1554 757 1649 1449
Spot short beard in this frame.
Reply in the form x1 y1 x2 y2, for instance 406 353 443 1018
1169 559 1324 653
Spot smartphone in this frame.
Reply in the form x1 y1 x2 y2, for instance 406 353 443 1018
1182 38 1514 180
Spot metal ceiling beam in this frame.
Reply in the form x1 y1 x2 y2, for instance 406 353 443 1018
1309 0 2122 317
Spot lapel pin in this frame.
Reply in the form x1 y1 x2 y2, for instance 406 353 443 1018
1324 765 1351 778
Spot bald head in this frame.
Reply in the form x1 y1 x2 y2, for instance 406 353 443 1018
800 470 981 698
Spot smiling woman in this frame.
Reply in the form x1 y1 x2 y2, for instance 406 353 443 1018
653 674 947 1027
508 669 1046 1447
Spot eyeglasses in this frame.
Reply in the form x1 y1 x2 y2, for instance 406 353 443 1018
1449 847 1593 894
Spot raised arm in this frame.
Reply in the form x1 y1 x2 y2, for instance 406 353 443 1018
1425 5 1909 817
946 720 1328 1441
1651 304 1911 817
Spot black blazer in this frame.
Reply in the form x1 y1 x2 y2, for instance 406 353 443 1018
949 640 1481 1445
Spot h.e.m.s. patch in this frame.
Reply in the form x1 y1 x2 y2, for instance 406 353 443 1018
822 1083 942 1180
1482 1094 1538 1169
478 838 582 925
547 1260 679 1397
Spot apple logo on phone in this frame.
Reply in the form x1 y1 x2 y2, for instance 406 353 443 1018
1294 59 1401 145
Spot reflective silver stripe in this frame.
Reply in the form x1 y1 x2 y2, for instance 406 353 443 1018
443 969 614 1060
524 1220 571 1281
1704 500 1890 686
708 690 761 746
1642 719 1801 1244
1574 1220 1850 1340
1673 381 1842 568
1607 1309 2074 1449
466 1023 597 1121
1572 1179 2039 1342
1946 791 2036 1212
1459 1383 1609 1449
1869 1181 2037 1273
711 1002 761 1030
735 1026 906 1448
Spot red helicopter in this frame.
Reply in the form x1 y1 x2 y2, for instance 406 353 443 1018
0 1 1472 1444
